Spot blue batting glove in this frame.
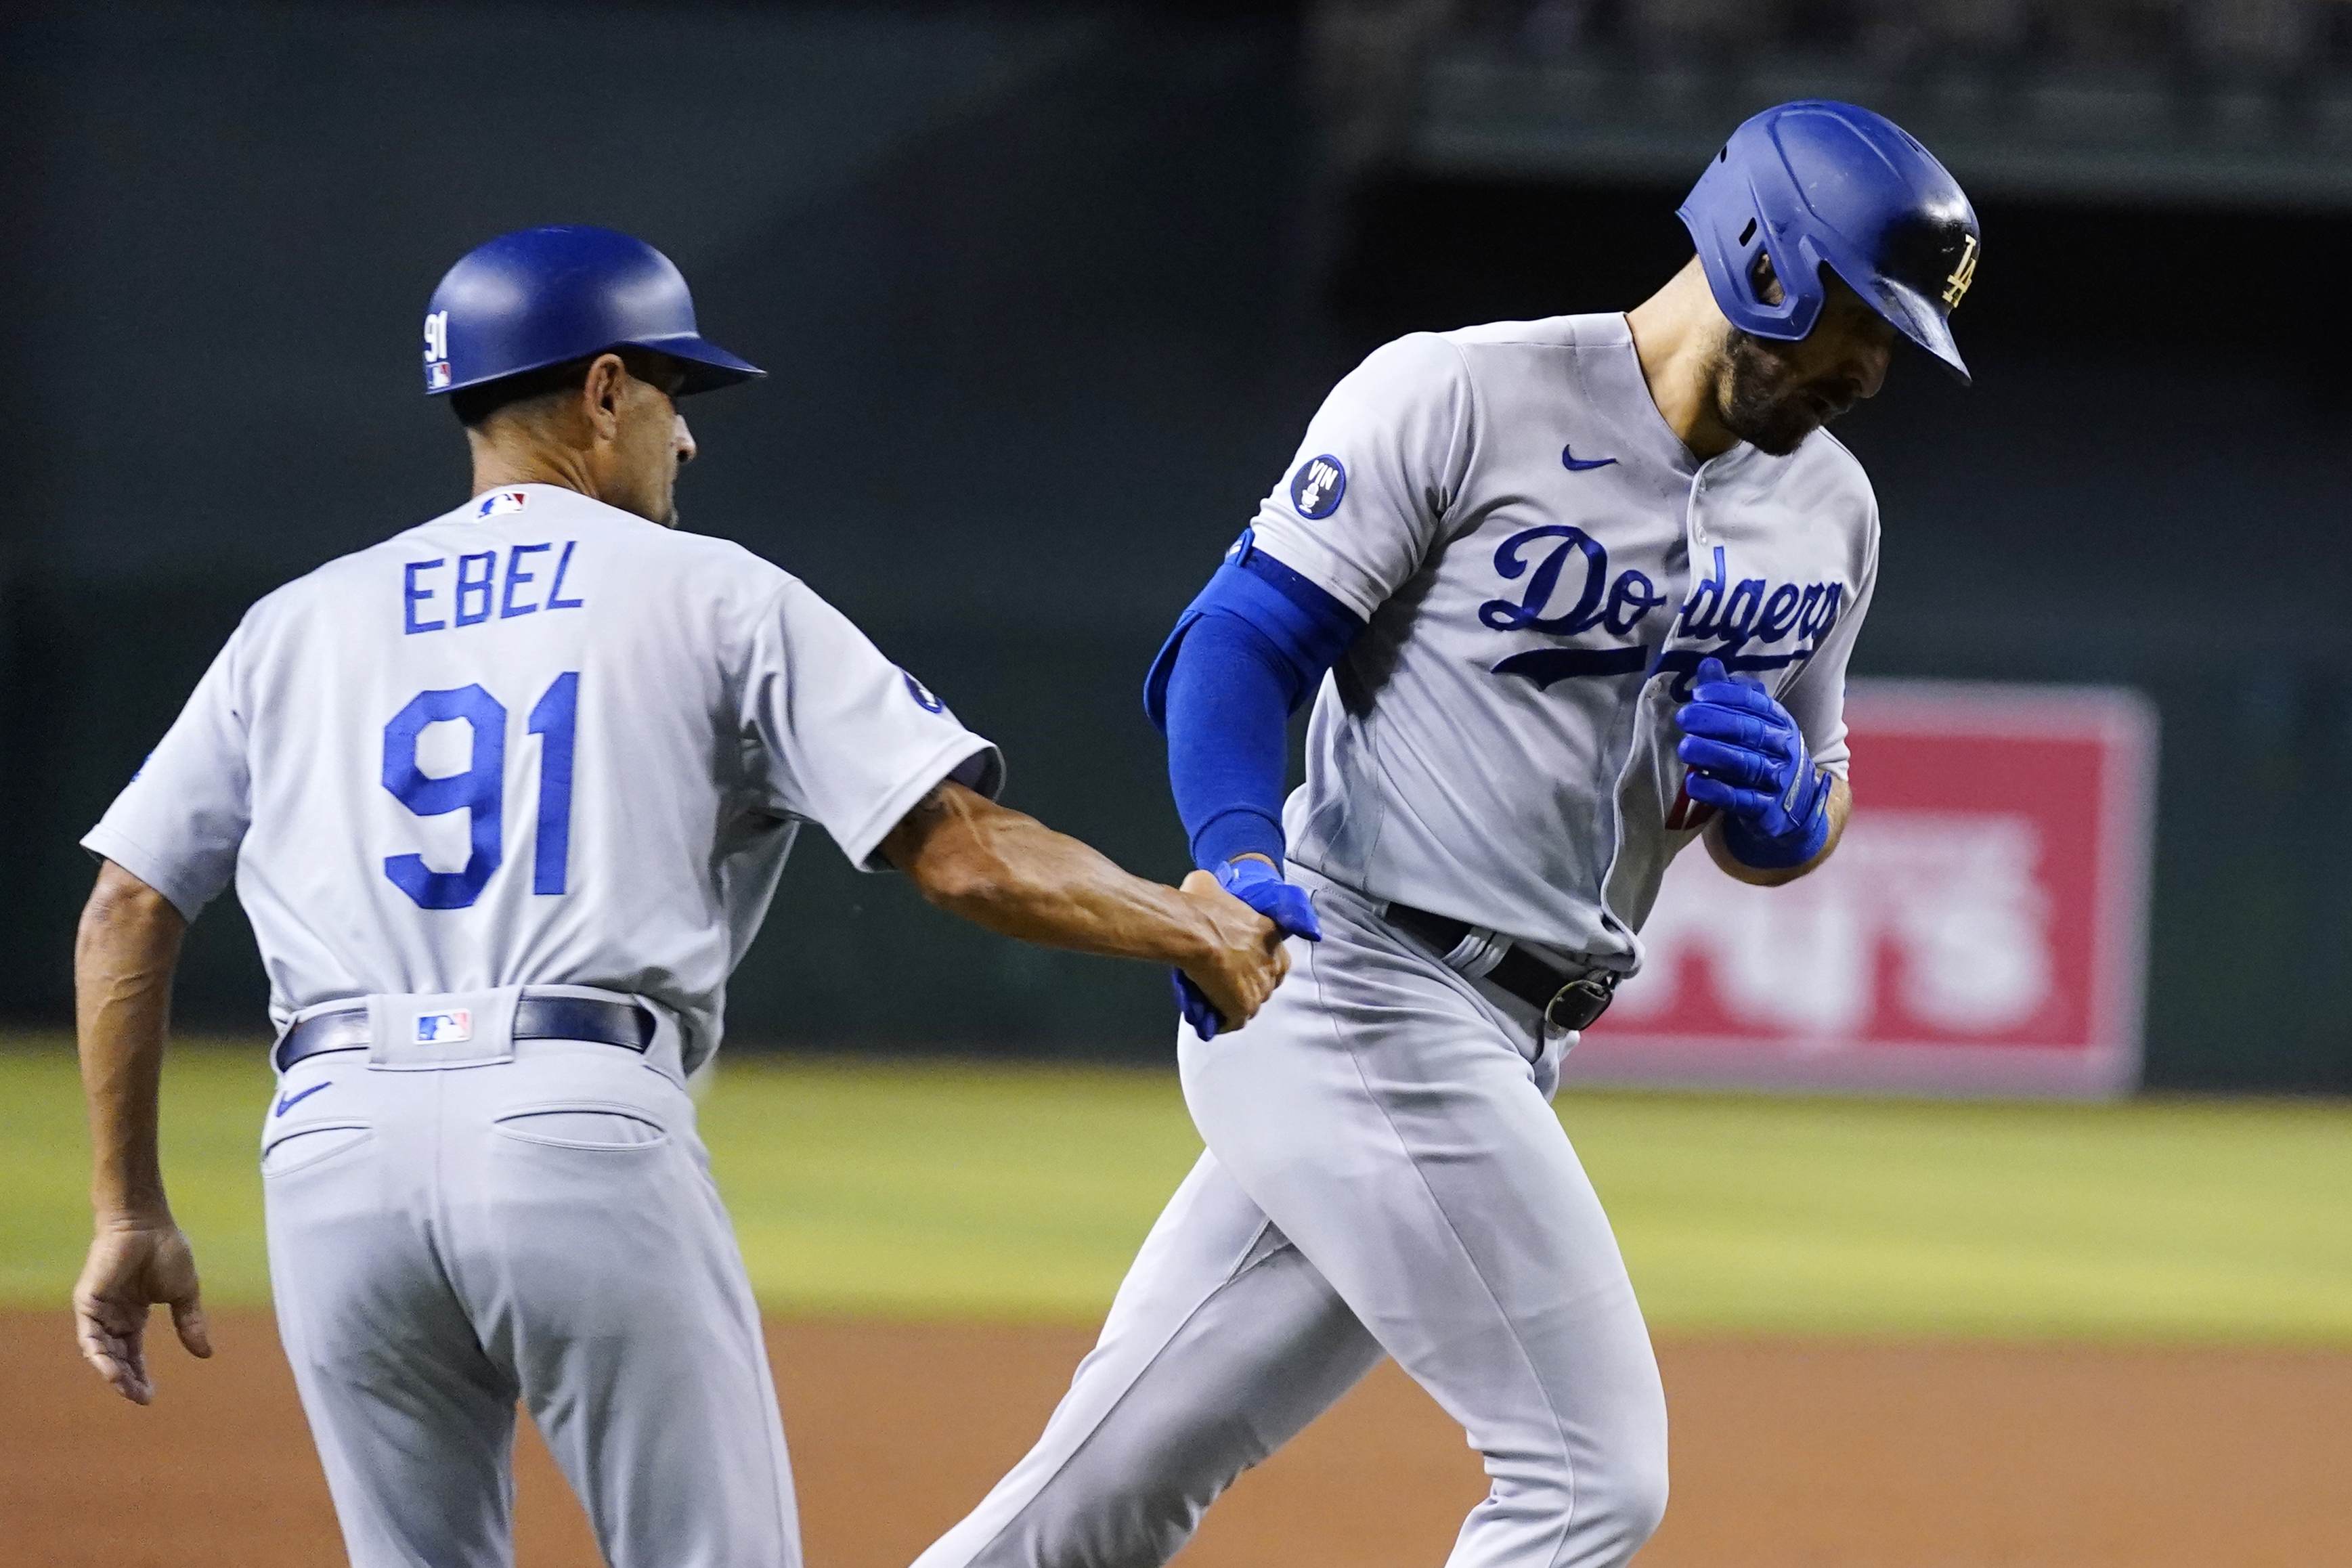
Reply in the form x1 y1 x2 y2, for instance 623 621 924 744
1212 856 1324 942
1673 656 1833 869
1173 970 1223 1040
1173 856 1320 1040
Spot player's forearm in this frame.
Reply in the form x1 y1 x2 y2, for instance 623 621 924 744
887 784 1219 967
1705 776 1851 887
75 863 189 1225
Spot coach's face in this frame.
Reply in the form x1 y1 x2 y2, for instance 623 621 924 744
588 353 697 527
1713 262 1896 457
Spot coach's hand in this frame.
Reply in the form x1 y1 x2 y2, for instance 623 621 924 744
1171 869 1292 1039
1674 656 1833 870
74 1219 212 1405
1173 856 1314 1039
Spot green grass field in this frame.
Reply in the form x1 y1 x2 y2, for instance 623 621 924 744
5 1038 2347 1342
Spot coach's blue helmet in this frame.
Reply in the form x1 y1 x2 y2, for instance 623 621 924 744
421 225 764 397
1678 101 1979 385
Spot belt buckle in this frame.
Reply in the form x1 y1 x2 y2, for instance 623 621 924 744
1543 972 1616 1033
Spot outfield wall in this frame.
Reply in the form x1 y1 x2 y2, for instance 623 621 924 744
1 3 2348 1091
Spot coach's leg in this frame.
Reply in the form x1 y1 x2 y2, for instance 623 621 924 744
1183 887 1670 1568
450 1043 799 1568
263 1060 523 1568
912 1149 1385 1568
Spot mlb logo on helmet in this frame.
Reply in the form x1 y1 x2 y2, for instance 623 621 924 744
414 1010 473 1045
476 491 529 518
422 309 453 392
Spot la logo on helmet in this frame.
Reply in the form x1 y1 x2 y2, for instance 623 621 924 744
1942 235 1980 309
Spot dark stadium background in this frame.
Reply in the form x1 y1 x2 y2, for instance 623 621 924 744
2 0 2345 1091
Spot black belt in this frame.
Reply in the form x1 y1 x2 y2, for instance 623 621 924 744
1383 902 1618 1033
274 995 657 1073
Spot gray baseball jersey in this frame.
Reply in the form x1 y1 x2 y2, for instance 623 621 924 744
1249 313 1877 967
85 482 1001 1072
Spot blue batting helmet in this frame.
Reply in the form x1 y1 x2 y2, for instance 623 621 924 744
420 225 764 397
1678 102 1980 385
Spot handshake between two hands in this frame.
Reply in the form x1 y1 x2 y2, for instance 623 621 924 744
1173 858 1321 1041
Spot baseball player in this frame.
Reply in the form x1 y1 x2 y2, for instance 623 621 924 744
913 102 1980 1568
69 225 1288 1568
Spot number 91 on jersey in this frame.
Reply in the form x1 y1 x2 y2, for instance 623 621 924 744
381 673 578 910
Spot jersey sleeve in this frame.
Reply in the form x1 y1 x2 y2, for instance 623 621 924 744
1779 510 1879 784
81 628 254 921
741 578 1005 871
1244 332 1476 622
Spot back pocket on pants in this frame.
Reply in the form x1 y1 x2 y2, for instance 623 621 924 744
493 1107 668 1150
261 1125 373 1176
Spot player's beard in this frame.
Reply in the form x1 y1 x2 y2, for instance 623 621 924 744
1713 329 1854 458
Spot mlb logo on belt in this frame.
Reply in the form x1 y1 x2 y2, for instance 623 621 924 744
476 490 528 518
415 1010 473 1044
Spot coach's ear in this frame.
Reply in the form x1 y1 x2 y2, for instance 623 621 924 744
578 352 631 445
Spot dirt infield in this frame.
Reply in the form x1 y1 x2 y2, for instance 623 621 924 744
7 1313 2345 1567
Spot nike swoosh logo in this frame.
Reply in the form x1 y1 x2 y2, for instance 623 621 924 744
1561 443 1618 472
275 1081 330 1117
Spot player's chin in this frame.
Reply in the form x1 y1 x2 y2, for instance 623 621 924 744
1744 417 1818 458
1766 393 1855 454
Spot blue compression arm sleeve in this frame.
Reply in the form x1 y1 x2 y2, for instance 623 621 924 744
1164 617 1294 867
1144 538 1364 871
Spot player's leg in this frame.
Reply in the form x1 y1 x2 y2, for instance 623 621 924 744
263 1060 524 1568
443 1041 799 1568
1182 875 1670 1568
911 1148 1385 1568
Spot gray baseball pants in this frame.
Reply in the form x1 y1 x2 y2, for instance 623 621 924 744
261 1021 798 1568
911 867 1669 1568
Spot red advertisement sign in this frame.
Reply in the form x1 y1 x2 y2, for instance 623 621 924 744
1564 681 2158 1097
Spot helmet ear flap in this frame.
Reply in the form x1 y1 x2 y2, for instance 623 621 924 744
1679 144 1819 343
1755 232 1828 339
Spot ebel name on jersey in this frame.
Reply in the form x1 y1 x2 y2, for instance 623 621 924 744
404 541 585 634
